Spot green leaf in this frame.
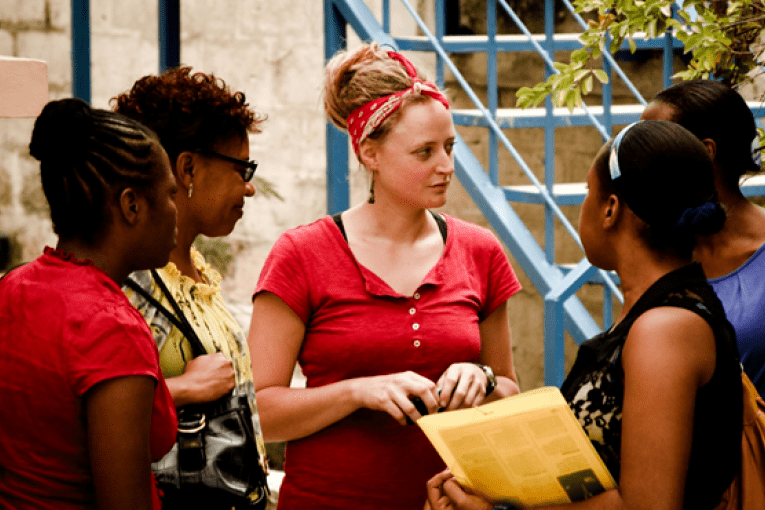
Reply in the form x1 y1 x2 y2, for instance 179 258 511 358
566 88 580 112
583 74 594 95
570 48 590 64
684 33 702 52
594 69 610 83
646 18 658 39
552 62 569 72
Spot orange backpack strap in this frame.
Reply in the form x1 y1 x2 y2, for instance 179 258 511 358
718 371 765 509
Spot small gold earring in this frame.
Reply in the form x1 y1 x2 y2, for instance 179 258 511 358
187 182 194 198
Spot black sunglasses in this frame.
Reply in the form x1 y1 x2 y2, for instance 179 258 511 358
193 149 258 182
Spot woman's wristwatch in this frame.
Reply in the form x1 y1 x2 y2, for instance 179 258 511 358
474 363 497 397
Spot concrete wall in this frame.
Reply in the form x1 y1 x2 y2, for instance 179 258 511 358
2 1 759 392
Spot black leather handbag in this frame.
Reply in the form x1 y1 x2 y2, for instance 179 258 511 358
126 270 268 510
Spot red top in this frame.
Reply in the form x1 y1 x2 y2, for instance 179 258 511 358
0 248 177 510
255 214 521 510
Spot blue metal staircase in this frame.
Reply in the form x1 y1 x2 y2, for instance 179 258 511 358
324 0 765 386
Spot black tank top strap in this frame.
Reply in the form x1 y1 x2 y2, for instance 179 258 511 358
331 210 447 244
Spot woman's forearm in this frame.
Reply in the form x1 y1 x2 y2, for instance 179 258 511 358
256 379 363 442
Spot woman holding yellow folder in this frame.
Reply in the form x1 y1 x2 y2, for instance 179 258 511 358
426 120 743 510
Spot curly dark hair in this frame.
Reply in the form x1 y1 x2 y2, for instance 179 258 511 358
111 66 266 164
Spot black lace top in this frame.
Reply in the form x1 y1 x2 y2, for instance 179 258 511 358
561 263 742 509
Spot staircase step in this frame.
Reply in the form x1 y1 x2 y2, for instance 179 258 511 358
559 263 620 286
503 182 588 205
454 102 764 130
504 174 765 206
453 104 645 129
395 33 676 53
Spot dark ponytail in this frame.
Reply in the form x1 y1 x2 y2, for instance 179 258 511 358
652 80 761 187
596 120 725 258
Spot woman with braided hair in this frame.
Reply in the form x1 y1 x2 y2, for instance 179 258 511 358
426 121 743 510
0 98 179 509
248 43 522 509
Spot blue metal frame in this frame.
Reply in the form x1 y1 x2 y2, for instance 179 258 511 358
71 0 91 103
324 0 396 214
159 0 181 72
543 0 555 265
324 0 350 215
71 1 181 104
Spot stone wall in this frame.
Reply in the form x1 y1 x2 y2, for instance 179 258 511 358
0 0 329 308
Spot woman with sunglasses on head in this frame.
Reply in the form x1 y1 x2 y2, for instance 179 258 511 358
0 98 178 509
426 121 743 510
248 43 522 510
640 80 765 395
112 67 268 507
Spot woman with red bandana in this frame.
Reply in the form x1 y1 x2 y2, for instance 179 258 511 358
248 43 523 510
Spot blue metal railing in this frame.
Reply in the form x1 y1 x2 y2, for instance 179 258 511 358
71 0 91 103
159 0 181 72
70 0 180 104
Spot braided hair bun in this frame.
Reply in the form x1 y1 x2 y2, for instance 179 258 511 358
29 98 94 165
29 98 164 243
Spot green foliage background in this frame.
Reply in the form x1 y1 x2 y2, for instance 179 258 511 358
516 0 765 112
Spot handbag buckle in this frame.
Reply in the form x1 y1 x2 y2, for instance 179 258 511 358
178 413 206 434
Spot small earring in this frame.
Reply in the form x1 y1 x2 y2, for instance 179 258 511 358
187 182 194 198
368 175 375 204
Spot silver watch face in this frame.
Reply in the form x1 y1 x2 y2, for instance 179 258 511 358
482 365 496 390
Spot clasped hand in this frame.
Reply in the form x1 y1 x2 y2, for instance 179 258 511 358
182 352 236 403
355 363 488 426
425 470 496 510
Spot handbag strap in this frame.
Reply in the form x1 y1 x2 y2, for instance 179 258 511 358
124 270 208 358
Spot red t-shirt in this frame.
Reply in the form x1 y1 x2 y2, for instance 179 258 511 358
0 248 177 510
255 214 521 510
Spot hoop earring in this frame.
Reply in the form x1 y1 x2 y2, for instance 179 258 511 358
187 182 194 198
368 174 375 204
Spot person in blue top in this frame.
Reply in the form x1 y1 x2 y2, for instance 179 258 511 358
640 79 765 394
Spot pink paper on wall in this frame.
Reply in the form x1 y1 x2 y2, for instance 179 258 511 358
0 56 48 118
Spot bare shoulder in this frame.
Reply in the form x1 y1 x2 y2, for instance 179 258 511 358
624 306 716 387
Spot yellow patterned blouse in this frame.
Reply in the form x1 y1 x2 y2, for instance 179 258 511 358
123 247 266 467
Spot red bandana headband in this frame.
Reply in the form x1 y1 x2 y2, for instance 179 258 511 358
346 51 450 155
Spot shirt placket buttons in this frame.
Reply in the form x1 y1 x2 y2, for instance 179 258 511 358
411 301 420 347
